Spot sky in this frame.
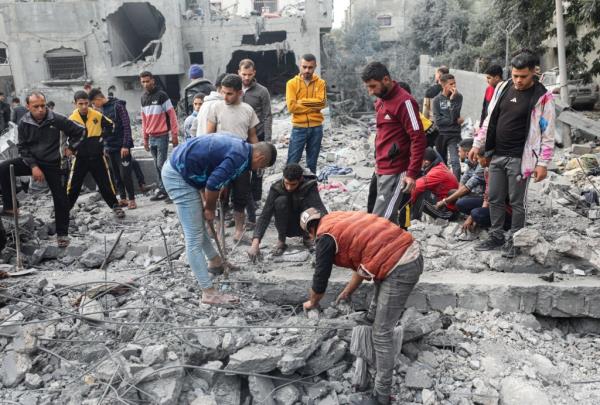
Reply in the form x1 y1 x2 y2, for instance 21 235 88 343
332 0 350 29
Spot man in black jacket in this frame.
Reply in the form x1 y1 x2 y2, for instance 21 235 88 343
0 91 84 247
247 163 326 260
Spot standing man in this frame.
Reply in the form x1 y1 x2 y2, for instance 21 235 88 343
301 209 423 405
422 66 449 120
286 53 327 174
67 91 125 218
89 88 137 209
140 71 179 202
239 58 273 207
0 91 84 247
471 51 555 257
0 92 10 132
432 73 463 181
162 134 276 305
10 97 27 124
361 62 426 224
183 64 215 116
480 64 504 127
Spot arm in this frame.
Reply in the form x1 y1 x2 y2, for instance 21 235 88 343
56 116 85 152
262 89 273 141
141 106 149 146
206 105 217 134
304 183 327 214
304 235 336 310
253 187 277 241
286 81 314 115
206 155 245 193
337 272 364 303
432 96 458 128
449 94 463 124
247 110 259 143
116 103 133 148
298 80 327 111
10 109 16 124
247 126 258 144
206 120 217 134
422 97 432 119
410 176 428 203
161 96 179 144
536 94 556 167
441 184 470 206
17 122 38 168
101 114 114 132
398 98 427 179
190 115 199 136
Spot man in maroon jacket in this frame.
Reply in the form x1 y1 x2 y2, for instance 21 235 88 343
361 62 427 224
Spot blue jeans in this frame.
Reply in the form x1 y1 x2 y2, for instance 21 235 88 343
149 134 169 192
456 196 484 216
162 161 217 289
287 125 323 174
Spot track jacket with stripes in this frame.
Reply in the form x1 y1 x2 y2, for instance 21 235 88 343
141 87 179 145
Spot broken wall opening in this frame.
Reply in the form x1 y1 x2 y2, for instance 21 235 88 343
226 49 298 95
241 31 287 46
44 47 86 80
107 2 166 66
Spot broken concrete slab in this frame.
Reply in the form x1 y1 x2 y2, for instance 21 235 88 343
0 350 32 387
300 336 348 375
500 376 550 405
138 376 183 405
248 375 277 405
404 365 433 389
225 345 283 373
211 375 241 405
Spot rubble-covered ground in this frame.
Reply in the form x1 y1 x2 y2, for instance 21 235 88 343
1 105 600 405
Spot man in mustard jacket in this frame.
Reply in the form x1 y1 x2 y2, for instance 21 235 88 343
68 91 125 218
285 53 327 174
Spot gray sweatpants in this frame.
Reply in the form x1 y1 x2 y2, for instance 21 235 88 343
488 156 529 241
372 173 406 224
366 255 423 397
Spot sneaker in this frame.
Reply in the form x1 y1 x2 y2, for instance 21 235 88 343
501 238 521 258
474 236 504 251
164 196 173 204
245 221 256 231
150 190 168 201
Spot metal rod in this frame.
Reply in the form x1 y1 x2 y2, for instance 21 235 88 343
9 164 23 270
99 230 123 271
159 225 174 275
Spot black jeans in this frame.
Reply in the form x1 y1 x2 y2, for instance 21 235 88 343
231 170 251 213
131 157 146 186
273 195 305 242
0 158 70 236
67 155 119 210
106 149 135 201
411 190 456 221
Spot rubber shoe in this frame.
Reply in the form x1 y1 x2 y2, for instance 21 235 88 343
150 190 168 201
474 237 504 251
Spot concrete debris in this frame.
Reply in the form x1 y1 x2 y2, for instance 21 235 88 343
0 350 32 388
248 375 276 405
226 345 283 373
500 376 551 405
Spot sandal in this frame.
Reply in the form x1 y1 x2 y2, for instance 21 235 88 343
57 237 70 248
128 200 137 209
207 265 224 276
201 293 240 305
271 243 288 256
113 207 126 219
118 199 128 207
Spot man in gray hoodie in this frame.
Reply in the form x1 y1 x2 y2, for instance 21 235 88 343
432 73 463 180
193 73 226 136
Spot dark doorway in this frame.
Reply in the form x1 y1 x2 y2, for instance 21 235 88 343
156 75 181 109
241 31 286 46
226 50 298 95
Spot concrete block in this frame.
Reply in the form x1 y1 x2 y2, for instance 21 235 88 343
571 143 593 155
405 290 428 312
427 292 457 311
488 288 520 313
457 290 489 311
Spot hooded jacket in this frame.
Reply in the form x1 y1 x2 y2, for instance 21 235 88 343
243 79 273 141
286 73 327 128
141 86 179 144
193 91 224 136
101 97 134 150
411 160 459 211
475 80 555 179
253 173 326 240
17 110 84 167
69 108 113 157
184 78 216 116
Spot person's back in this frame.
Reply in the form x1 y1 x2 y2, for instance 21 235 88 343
195 91 223 136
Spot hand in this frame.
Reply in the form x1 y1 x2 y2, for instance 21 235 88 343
468 147 480 163
402 176 416 193
435 199 446 210
144 142 150 152
120 148 130 159
204 208 215 222
303 300 318 311
457 117 465 125
449 87 458 99
533 165 548 183
247 242 261 264
462 216 475 232
479 157 491 168
64 148 73 158
31 166 45 183
335 290 351 305
172 138 179 147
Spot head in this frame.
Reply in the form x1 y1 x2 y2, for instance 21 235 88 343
484 65 503 87
192 93 205 112
361 61 393 98
398 81 412 94
88 88 107 109
238 59 256 87
11 97 20 106
220 74 243 105
282 163 304 192
188 64 204 80
422 147 438 171
477 150 490 168
25 91 48 121
510 52 537 90
458 138 474 161
299 54 317 81
435 66 449 83
300 207 323 239
251 142 277 171
0 92 5 102
83 80 93 93
139 71 156 92
439 73 456 96
74 91 90 115
215 73 227 91
47 101 55 111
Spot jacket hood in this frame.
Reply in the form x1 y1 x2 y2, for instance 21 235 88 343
204 91 224 102
22 110 57 127
106 97 126 108
424 156 443 175
184 78 212 91
296 73 322 84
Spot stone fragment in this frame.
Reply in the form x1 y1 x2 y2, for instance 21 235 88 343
500 377 550 405
274 384 302 405
1 350 32 387
301 337 348 375
278 354 306 375
422 388 436 405
142 344 167 366
195 360 222 386
119 344 142 359
529 239 551 265
24 372 43 389
226 345 282 373
248 375 276 405
211 375 241 405
191 395 217 405
403 313 443 342
512 228 541 247
404 365 433 389
571 143 593 155
530 354 560 382
138 376 183 405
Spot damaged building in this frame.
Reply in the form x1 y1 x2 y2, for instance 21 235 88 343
0 0 332 115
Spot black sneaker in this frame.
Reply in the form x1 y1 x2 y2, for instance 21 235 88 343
474 237 504 251
150 190 167 201
501 238 520 258
164 196 173 204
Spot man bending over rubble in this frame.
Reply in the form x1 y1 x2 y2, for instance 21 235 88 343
162 134 276 305
247 163 326 261
0 91 83 248
301 209 423 405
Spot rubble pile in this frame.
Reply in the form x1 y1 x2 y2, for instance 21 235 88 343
1 111 600 404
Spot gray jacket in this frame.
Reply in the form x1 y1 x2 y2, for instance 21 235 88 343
432 92 463 138
243 80 272 141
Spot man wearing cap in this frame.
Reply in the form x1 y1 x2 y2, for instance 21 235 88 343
183 64 215 117
301 209 422 405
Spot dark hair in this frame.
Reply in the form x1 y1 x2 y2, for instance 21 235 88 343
12 97 20 103
253 142 278 167
511 52 537 70
437 66 450 75
301 53 317 63
239 59 255 70
484 64 503 77
361 62 390 82
88 88 104 101
459 138 474 150
398 81 412 94
220 74 242 91
0 92 4 96
423 147 438 162
283 163 304 181
47 101 55 108
25 91 46 105
193 92 206 101
215 73 227 88
139 71 154 79
439 73 455 84
73 90 89 102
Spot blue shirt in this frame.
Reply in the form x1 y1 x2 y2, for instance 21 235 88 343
170 134 252 191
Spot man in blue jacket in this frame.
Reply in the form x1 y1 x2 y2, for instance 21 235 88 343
162 134 277 305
